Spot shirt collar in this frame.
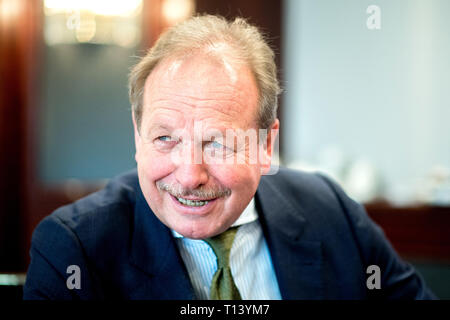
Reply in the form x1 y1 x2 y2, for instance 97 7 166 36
171 197 257 239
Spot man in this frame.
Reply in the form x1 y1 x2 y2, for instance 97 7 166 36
24 15 435 300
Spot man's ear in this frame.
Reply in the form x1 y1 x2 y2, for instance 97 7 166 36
260 119 279 175
132 112 141 162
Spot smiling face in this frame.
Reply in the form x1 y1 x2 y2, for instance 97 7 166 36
134 52 278 239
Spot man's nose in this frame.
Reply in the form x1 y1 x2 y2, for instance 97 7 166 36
174 163 209 190
174 141 208 189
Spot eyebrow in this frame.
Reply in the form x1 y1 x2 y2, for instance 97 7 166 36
148 124 173 133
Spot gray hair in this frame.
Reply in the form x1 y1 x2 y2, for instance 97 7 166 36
128 14 281 131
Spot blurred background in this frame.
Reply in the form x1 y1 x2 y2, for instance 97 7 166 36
0 0 449 299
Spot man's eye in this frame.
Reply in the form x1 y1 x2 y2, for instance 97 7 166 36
154 136 177 149
210 141 225 149
205 141 234 155
157 136 173 142
204 141 227 150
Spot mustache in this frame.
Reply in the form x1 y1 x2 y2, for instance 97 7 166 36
156 181 231 199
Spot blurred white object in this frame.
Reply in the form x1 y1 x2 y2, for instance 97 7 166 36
162 0 195 25
387 183 417 207
286 145 347 187
417 165 450 206
344 158 381 203
287 147 383 203
44 0 142 46
315 145 347 185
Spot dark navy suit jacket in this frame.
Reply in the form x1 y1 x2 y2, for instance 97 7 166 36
23 168 435 299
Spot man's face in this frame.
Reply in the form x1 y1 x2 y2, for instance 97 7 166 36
134 53 278 239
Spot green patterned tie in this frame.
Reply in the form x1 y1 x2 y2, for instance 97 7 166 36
204 227 242 300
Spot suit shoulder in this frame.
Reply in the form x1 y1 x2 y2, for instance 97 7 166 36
263 167 336 200
260 167 354 227
52 169 138 226
31 169 139 254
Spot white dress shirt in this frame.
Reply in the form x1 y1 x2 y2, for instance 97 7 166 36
172 198 282 300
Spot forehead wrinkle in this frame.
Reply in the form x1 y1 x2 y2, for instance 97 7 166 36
199 116 253 132
148 103 243 129
156 96 246 114
146 104 253 136
146 89 247 118
146 70 243 101
150 91 240 104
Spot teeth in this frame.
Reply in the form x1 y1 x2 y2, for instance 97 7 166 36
176 197 209 207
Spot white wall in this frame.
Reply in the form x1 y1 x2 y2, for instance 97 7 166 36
283 0 450 204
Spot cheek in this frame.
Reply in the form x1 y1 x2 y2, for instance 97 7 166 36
212 163 260 193
136 146 174 192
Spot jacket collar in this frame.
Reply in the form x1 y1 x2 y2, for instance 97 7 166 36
256 175 324 299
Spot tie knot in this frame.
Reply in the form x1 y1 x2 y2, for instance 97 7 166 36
204 227 239 268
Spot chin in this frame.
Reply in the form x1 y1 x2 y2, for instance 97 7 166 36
171 219 227 240
175 227 212 240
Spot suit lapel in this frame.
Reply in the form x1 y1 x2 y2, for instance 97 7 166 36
256 176 324 299
129 186 195 299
